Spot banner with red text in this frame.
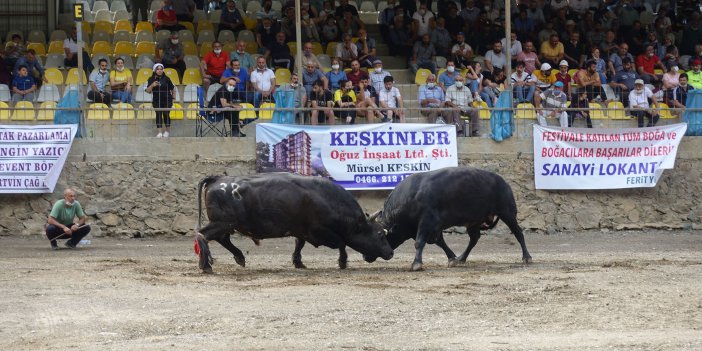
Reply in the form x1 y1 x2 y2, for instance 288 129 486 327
534 123 687 189
256 123 458 190
0 124 78 194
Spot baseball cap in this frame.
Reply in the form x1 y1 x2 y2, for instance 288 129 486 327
373 59 382 65
541 63 552 71
559 60 569 67
554 81 564 88
692 58 702 66
457 32 465 37
634 79 644 85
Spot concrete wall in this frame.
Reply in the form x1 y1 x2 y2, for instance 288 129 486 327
2 137 701 238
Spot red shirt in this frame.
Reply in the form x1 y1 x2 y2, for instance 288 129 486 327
203 51 229 77
556 71 572 95
155 10 177 29
636 54 660 75
346 70 368 87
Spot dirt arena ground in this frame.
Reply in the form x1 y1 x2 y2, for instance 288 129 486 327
0 229 700 351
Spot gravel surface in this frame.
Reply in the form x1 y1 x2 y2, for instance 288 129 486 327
1 230 701 351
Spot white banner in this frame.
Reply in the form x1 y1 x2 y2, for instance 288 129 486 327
256 123 458 190
534 123 687 190
0 124 78 194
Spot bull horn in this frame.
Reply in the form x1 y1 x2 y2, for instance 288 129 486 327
368 210 382 221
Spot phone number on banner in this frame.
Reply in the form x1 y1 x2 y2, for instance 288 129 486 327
354 173 412 185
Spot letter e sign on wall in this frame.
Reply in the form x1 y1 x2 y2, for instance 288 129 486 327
73 3 84 21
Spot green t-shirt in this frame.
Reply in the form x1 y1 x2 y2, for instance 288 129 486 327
49 200 85 226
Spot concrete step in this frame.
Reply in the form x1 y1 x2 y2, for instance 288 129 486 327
386 68 412 83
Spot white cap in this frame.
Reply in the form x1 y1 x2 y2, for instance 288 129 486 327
541 63 552 71
152 63 164 72
634 79 644 85
559 60 569 67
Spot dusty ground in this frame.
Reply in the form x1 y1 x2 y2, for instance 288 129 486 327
0 229 700 351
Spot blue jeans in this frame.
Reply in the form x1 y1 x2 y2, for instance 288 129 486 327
46 224 91 248
513 85 535 103
112 90 133 103
253 92 274 107
410 59 436 75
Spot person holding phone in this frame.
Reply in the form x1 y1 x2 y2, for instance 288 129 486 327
146 63 176 138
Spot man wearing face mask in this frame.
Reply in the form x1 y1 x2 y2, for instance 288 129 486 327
255 0 280 22
636 44 665 84
219 0 245 32
369 59 392 99
155 0 187 32
46 188 91 250
438 60 458 91
445 75 479 136
629 79 660 128
221 59 252 103
217 77 246 137
201 41 229 92
686 58 702 88
88 58 112 107
256 17 280 55
156 31 186 80
669 73 694 114
419 74 447 124
300 42 321 70
334 80 357 124
250 56 276 107
229 40 255 72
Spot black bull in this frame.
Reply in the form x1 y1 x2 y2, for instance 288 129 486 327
367 167 532 271
195 173 393 273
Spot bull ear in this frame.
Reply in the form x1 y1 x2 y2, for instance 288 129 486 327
368 210 382 221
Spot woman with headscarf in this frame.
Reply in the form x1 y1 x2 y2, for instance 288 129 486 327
145 63 176 138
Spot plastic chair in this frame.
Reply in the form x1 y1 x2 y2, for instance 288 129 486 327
208 10 222 24
45 54 66 69
37 101 57 121
112 30 132 44
0 101 9 120
136 102 155 119
218 30 236 44
110 0 128 13
177 30 195 44
113 41 134 57
27 43 46 57
183 84 199 102
135 82 153 102
199 42 214 57
515 102 536 119
244 41 258 54
183 55 201 69
239 102 257 121
589 102 607 119
197 21 215 34
135 30 154 43
0 84 10 102
658 102 675 119
182 68 203 85
197 30 216 45
91 30 111 44
112 102 135 119
311 42 324 56
171 102 184 120
47 41 65 55
607 101 628 119
112 10 131 22
164 68 181 85
50 30 67 42
91 41 112 57
88 103 110 120
472 100 491 120
27 30 46 44
182 41 198 56
326 42 337 57
359 1 376 12
275 68 291 85
93 20 114 35
37 84 61 102
259 102 275 120
135 54 155 69
114 19 133 33
65 68 88 84
135 42 156 57
135 68 153 85
44 68 65 85
92 0 109 13
93 9 113 23
179 22 195 33
135 21 154 33
414 68 431 85
317 54 331 69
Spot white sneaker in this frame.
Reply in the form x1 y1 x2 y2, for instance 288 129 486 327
163 131 169 138
156 132 163 138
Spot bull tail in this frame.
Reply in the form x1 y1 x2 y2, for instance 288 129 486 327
197 175 221 230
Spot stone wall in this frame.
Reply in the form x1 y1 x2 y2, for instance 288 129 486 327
1 137 701 238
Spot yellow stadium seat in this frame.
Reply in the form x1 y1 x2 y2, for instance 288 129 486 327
164 68 181 85
607 101 628 120
287 42 297 55
135 42 156 57
244 41 258 54
113 41 134 57
44 68 64 85
26 43 46 57
275 68 291 85
65 68 87 84
654 68 664 75
0 101 9 120
472 100 491 120
182 68 203 85
37 101 57 121
112 102 135 119
326 42 337 57
515 102 536 119
171 102 184 120
186 102 199 120
243 17 257 30
182 41 198 56
93 21 113 34
80 21 92 35
179 22 195 33
658 102 675 119
589 102 607 119
12 101 35 121
114 20 133 33
311 42 323 56
91 41 112 57
199 42 213 57
47 41 64 55
135 21 154 33
259 102 275 120
137 103 155 119
136 68 153 85
88 103 110 120
223 42 236 54
196 20 214 33
239 103 257 120
414 68 431 85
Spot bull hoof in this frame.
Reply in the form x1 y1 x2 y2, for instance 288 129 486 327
293 261 307 269
339 260 347 270
201 266 213 274
410 262 424 271
447 258 459 268
523 256 533 264
234 255 246 267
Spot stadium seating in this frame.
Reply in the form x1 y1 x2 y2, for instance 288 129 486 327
37 101 57 121
66 68 88 84
47 41 65 55
112 30 132 44
414 68 431 85
135 82 152 102
114 20 133 33
136 102 155 119
607 101 628 119
164 68 181 85
44 68 65 85
658 103 675 119
589 102 607 120
37 84 61 102
112 102 135 119
171 102 184 120
0 85 10 102
275 68 291 85
0 101 9 120
515 103 536 119
259 102 275 120
182 68 203 85
12 101 36 121
88 102 110 119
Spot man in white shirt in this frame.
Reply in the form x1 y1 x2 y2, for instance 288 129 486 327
250 56 276 107
629 79 660 127
511 61 535 104
484 41 506 74
378 76 405 123
536 81 569 127
445 75 479 136
451 32 474 69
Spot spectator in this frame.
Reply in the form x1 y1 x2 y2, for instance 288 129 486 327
438 60 458 91
418 74 447 123
599 30 619 60
63 27 94 76
280 7 298 42
484 41 506 74
131 0 150 26
220 59 252 103
669 73 694 112
577 60 604 102
309 79 335 125
533 62 557 92
388 15 413 57
155 0 187 32
346 59 368 88
590 47 608 84
146 63 176 137
511 61 535 104
444 6 464 38
356 28 377 68
0 55 11 86
444 74 478 136
334 79 357 124
451 32 474 69
568 90 592 128
526 1 545 28
266 32 294 71
540 34 565 67
335 0 359 20
555 60 572 97
289 73 308 120
660 35 679 70
538 22 558 46
629 79 660 128
608 43 634 76
88 59 112 107
110 57 133 103
14 49 46 85
689 59 702 89
339 10 365 38
661 65 680 104
250 56 276 107
369 59 391 94
464 61 483 100
45 188 91 250
516 40 540 74
336 34 359 68
10 65 36 103
321 15 341 44
514 8 535 41
378 75 405 122
302 61 328 94
636 44 665 84
501 32 522 58
563 32 586 69
256 17 280 54
535 81 569 127
4 34 25 69
326 57 348 91
255 0 280 22
156 31 186 80
300 42 322 69
230 40 255 72
378 0 398 43
355 76 382 123
300 1 321 43
460 0 480 27
412 2 435 38
609 57 640 106
219 0 245 33
410 34 436 75
201 41 229 92
216 77 246 137
173 0 196 22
